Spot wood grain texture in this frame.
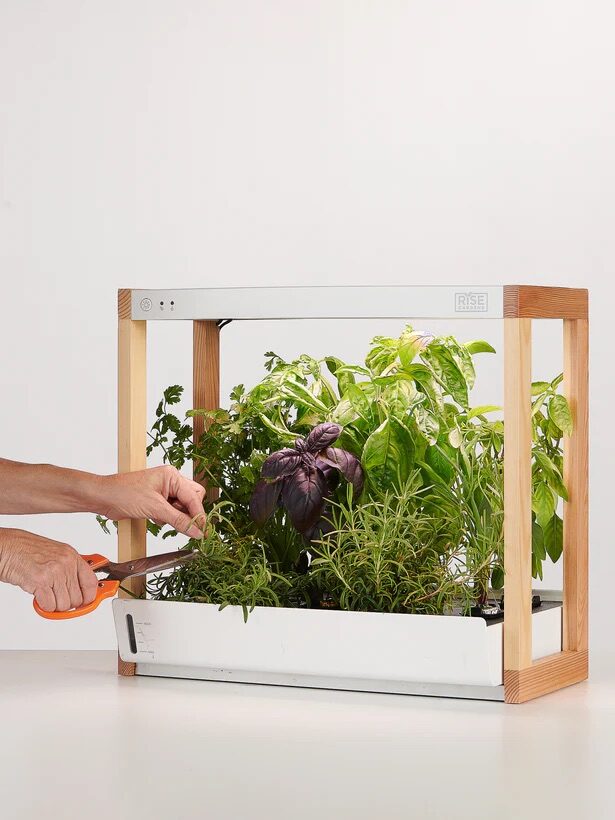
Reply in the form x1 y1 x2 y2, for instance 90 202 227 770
503 286 588 319
563 319 589 652
504 650 588 703
193 321 220 501
118 288 132 319
117 318 147 676
117 654 137 677
503 318 533 671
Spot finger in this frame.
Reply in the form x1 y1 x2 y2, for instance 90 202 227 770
52 579 71 612
77 559 99 606
34 586 56 612
171 498 209 536
65 557 84 609
66 569 84 610
188 479 206 502
157 500 203 539
172 478 207 528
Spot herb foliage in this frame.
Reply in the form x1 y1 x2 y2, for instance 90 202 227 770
102 325 572 617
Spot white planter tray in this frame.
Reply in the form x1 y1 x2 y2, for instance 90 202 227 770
113 598 562 701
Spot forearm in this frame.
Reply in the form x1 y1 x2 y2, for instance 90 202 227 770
0 459 105 515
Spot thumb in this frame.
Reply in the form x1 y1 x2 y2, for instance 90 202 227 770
157 500 203 539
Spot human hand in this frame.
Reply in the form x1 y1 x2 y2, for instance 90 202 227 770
0 528 99 612
96 466 206 539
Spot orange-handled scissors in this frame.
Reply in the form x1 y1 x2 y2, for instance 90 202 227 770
33 549 197 620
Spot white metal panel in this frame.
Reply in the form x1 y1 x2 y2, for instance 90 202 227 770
130 286 504 321
531 604 562 659
114 600 501 685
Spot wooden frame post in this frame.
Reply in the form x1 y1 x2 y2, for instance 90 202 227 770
503 318 533 672
193 321 220 500
503 287 589 702
562 319 589 654
117 290 147 676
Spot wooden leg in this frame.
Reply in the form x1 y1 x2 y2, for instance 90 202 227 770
503 318 533 672
563 319 589 654
193 320 220 501
117 315 147 676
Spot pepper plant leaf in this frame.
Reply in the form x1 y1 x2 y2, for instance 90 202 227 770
413 404 439 444
362 417 415 491
464 340 496 355
491 565 504 590
466 405 501 420
344 383 375 423
424 444 455 485
544 513 564 563
533 450 569 500
532 517 546 561
548 394 573 437
325 356 356 395
423 345 469 408
532 481 557 530
531 381 551 396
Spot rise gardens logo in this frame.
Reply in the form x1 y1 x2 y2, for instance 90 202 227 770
454 292 489 312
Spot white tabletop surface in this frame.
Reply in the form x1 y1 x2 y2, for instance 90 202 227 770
1 651 614 820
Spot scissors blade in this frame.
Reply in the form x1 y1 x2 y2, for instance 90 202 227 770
104 549 197 581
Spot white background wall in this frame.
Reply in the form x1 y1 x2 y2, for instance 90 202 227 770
0 1 610 652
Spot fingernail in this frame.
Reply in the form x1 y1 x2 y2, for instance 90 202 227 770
188 526 203 539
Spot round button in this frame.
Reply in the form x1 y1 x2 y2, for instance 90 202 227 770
140 298 152 312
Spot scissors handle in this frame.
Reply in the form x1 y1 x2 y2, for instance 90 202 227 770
33 553 120 620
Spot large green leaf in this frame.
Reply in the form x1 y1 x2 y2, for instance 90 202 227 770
491 565 504 590
345 383 374 423
362 417 415 491
381 379 424 421
452 343 476 390
423 347 469 407
279 378 329 412
365 336 399 375
331 398 357 426
532 552 544 580
398 329 433 369
548 394 573 437
532 518 546 561
406 365 444 413
414 404 439 444
465 340 497 355
424 444 455 485
324 356 355 396
467 405 501 420
531 381 550 396
533 450 569 500
544 514 564 563
532 481 557 529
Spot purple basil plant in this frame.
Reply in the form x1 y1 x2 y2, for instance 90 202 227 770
249 422 364 538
